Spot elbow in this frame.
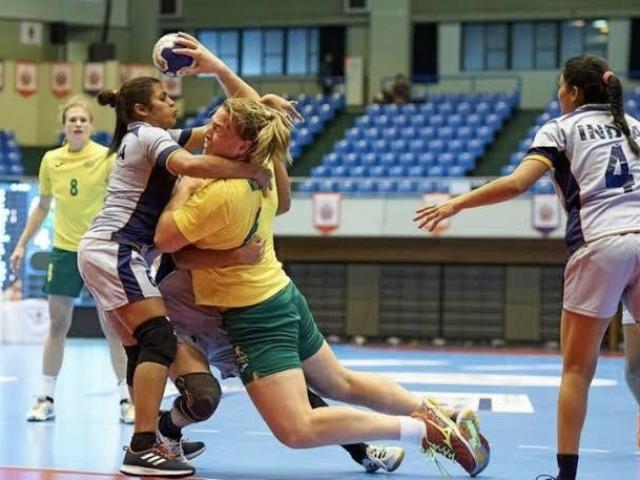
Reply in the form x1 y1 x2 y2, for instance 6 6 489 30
153 230 175 254
277 200 291 215
505 176 529 197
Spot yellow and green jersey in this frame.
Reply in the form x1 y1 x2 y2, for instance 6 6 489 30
39 140 114 251
173 163 289 307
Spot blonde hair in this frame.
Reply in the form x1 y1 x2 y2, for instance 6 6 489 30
60 95 93 125
223 98 293 166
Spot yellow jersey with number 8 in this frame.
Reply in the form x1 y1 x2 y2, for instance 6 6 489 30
38 140 115 251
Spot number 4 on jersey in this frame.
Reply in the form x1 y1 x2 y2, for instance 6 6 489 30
605 144 634 192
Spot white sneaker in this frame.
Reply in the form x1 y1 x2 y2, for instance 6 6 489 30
362 445 405 473
26 397 55 422
119 399 135 424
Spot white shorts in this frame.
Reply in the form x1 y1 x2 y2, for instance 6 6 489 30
159 268 238 379
564 233 640 319
77 237 162 311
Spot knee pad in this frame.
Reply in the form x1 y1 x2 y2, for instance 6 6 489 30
173 372 221 422
124 344 141 388
133 316 177 368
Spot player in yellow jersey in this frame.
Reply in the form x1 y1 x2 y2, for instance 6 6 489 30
151 36 490 477
10 96 133 424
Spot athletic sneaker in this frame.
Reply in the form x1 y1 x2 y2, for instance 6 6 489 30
159 431 206 461
411 397 488 476
120 443 195 477
120 399 135 424
26 397 55 422
361 445 405 473
456 408 490 477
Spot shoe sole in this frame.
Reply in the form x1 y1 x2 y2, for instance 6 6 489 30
26 416 55 422
120 465 195 478
457 418 490 477
184 444 206 461
385 449 405 472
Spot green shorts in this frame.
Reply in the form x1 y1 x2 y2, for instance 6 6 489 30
222 282 325 385
43 247 84 298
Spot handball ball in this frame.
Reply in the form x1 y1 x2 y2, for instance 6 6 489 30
152 33 195 77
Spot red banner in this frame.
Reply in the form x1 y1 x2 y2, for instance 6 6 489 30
119 63 155 84
50 62 72 97
15 61 37 98
83 62 105 94
313 193 341 235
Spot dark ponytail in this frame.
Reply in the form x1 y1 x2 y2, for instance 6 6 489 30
563 54 639 157
97 76 162 156
606 74 640 156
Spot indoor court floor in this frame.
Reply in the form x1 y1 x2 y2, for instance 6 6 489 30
0 339 637 480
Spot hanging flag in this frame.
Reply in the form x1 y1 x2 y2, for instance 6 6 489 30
120 63 155 84
83 62 105 94
50 62 72 97
163 76 182 98
15 61 37 98
313 192 341 234
420 192 452 234
20 22 43 46
531 193 560 236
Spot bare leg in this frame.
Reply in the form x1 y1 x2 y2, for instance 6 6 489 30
557 309 609 454
96 305 128 397
41 295 75 380
303 342 420 414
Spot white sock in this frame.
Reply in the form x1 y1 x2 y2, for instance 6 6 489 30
399 416 426 446
41 375 57 400
117 379 130 402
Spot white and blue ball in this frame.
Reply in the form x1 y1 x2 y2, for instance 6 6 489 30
152 33 195 77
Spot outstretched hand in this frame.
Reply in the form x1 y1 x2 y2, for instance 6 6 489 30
172 31 226 76
413 200 460 231
236 236 265 265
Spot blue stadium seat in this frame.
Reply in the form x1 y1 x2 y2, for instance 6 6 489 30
308 116 323 134
352 140 369 155
456 102 472 115
338 180 358 194
466 114 482 128
319 104 334 122
345 127 361 142
356 115 372 128
509 152 522 165
447 165 466 177
297 128 313 146
332 165 349 177
367 103 382 115
343 153 360 167
382 127 398 141
458 152 476 170
383 104 399 115
298 180 317 193
361 153 378 167
356 179 377 195
397 179 418 195
380 152 397 166
377 180 397 195
456 126 474 142
400 127 417 140
318 179 337 192
388 165 406 177
407 165 425 177
419 103 435 115
409 139 426 154
372 139 389 154
398 152 416 167
428 114 444 128
437 127 454 141
427 165 445 177
448 139 465 155
476 126 494 143
374 115 390 128
437 102 454 115
411 114 426 127
392 115 409 128
390 139 407 154
439 153 455 167
334 139 350 154
369 165 386 177
447 115 463 128
311 165 329 177
427 139 445 155
417 126 435 140
364 127 379 141
417 152 436 167
351 165 367 177
323 152 341 167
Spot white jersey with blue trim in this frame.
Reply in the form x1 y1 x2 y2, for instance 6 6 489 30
85 121 192 248
526 103 640 254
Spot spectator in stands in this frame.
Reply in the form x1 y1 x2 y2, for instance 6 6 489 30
391 73 411 104
318 53 337 96
9 96 134 424
414 54 640 480
373 73 411 105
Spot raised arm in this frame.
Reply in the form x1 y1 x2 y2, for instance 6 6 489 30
174 32 260 100
414 159 549 231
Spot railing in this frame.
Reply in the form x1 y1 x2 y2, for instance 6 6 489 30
379 74 522 100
